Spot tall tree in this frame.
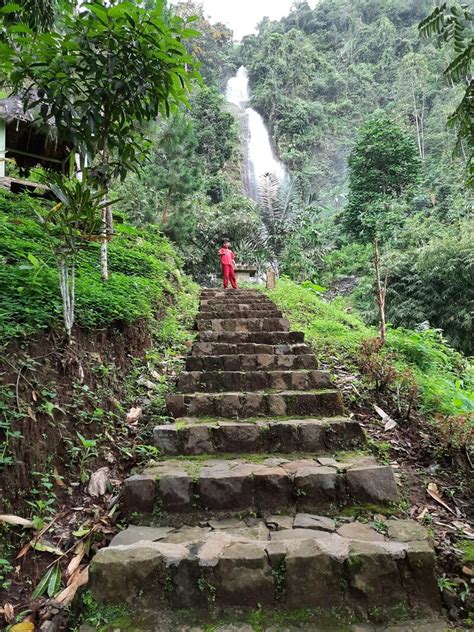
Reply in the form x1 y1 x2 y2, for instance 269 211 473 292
342 113 421 242
1 0 200 279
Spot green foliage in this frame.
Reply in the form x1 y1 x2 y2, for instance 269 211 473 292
0 189 185 340
419 2 473 181
1 0 201 181
342 113 421 241
174 0 235 89
189 86 239 175
386 231 474 354
267 278 474 417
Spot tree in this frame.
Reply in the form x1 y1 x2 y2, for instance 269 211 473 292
189 86 238 175
1 0 200 279
114 114 202 227
0 0 60 32
37 178 106 337
342 113 420 342
419 2 473 183
342 113 420 242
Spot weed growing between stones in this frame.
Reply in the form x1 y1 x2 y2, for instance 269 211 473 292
197 576 217 603
271 557 287 601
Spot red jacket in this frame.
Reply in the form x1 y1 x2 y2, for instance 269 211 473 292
218 247 235 266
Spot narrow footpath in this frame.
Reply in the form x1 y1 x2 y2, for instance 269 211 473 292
87 289 448 631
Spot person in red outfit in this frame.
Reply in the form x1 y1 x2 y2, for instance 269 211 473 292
218 238 238 289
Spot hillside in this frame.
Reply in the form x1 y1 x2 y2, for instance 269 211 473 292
0 0 473 630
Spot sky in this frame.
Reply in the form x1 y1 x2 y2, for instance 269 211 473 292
172 0 319 41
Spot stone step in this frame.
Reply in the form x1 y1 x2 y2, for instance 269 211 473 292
201 289 264 297
196 317 290 333
198 309 283 319
90 517 440 615
122 454 399 516
166 389 343 418
198 331 305 344
186 353 318 371
176 370 332 393
191 342 312 356
153 416 365 456
200 299 275 308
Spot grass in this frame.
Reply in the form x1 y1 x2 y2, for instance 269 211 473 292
458 539 474 563
265 278 474 417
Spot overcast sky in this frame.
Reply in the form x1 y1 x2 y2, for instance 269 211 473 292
171 0 319 41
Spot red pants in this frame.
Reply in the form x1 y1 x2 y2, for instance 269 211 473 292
222 264 238 289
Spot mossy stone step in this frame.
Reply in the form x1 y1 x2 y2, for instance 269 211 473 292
153 416 365 456
198 330 305 344
192 341 310 356
186 353 318 371
122 453 398 516
198 309 283 319
177 369 332 394
89 517 439 616
196 317 290 333
166 389 343 419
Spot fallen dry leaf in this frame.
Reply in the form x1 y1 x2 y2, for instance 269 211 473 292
87 467 110 497
0 514 34 528
426 486 456 515
462 566 474 577
66 541 86 577
1 602 14 623
26 406 37 422
56 566 89 605
31 538 64 556
10 623 34 632
373 405 397 430
126 407 142 425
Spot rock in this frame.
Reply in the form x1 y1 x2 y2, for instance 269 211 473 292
87 467 110 497
337 522 384 542
346 540 406 611
158 472 193 512
266 515 294 531
271 528 332 541
214 542 274 606
153 426 179 455
212 423 263 453
89 542 187 605
254 467 292 511
346 464 399 503
122 474 156 514
293 514 336 532
110 526 172 547
386 519 429 542
215 626 253 632
285 538 344 608
182 425 213 455
198 463 253 510
209 518 247 530
293 466 340 506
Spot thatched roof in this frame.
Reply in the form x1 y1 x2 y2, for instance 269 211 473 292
0 96 34 124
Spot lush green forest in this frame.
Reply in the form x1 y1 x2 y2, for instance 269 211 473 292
110 0 474 356
0 0 473 629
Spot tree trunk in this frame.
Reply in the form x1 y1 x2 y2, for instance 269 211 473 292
58 253 75 338
373 237 387 344
100 147 112 281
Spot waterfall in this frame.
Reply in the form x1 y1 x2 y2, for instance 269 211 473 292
226 66 286 202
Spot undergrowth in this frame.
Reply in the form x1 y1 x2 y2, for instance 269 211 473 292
0 189 183 339
266 278 474 419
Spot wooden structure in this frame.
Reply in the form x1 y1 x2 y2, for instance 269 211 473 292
0 96 72 190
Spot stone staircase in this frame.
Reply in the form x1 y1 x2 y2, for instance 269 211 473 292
89 289 442 627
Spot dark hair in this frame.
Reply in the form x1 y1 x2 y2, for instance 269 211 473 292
222 237 230 245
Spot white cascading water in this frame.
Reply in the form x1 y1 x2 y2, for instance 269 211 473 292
226 66 286 202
